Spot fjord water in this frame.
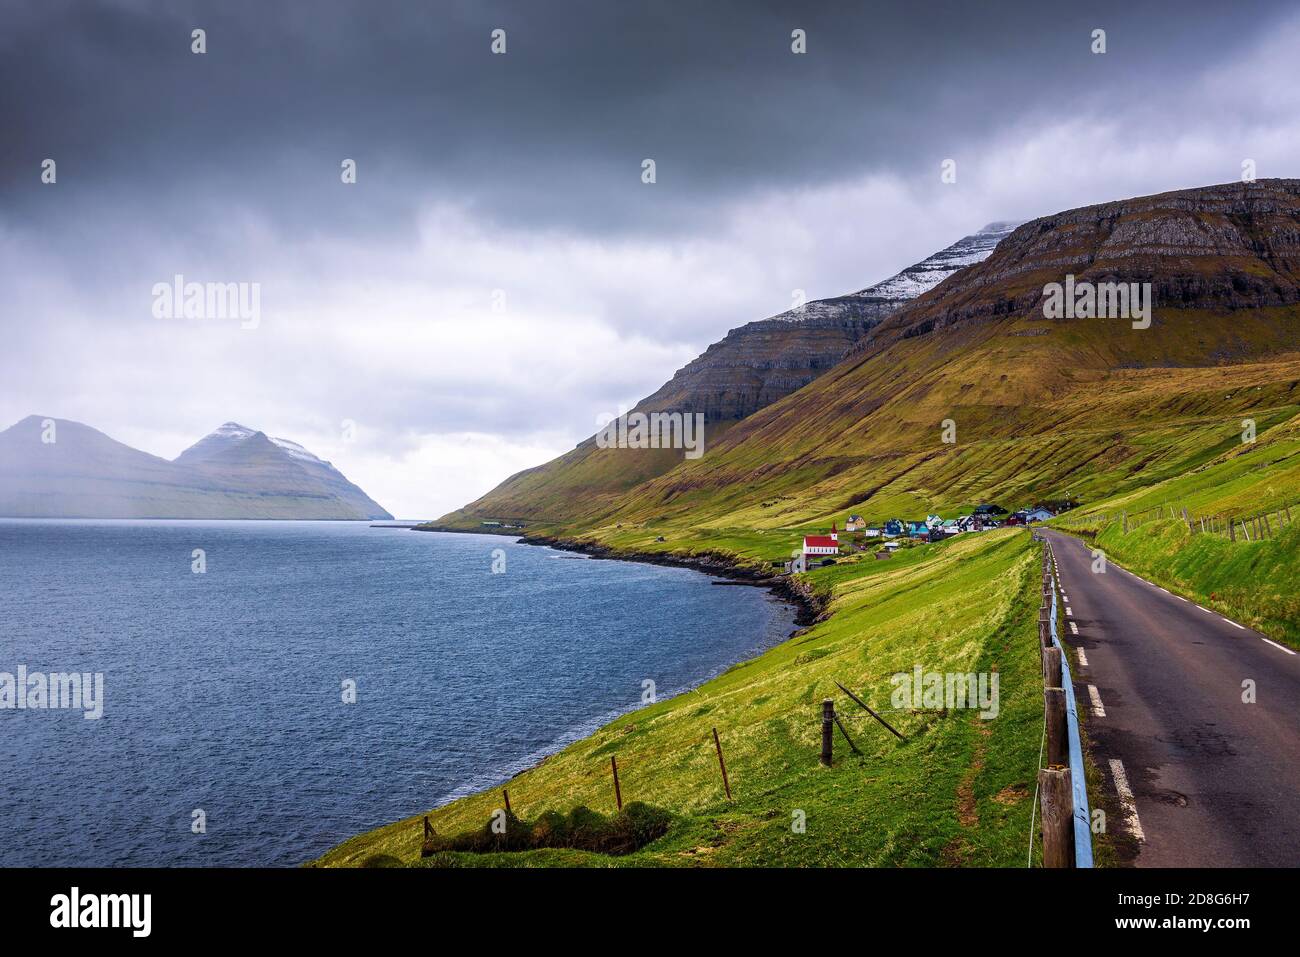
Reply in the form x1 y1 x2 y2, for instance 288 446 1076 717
0 521 794 866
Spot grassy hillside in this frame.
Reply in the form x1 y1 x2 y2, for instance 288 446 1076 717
1049 413 1300 645
316 530 1055 867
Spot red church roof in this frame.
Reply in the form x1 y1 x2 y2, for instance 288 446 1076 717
803 536 839 548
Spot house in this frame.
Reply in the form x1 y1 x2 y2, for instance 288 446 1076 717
883 519 905 537
863 527 882 538
973 503 1007 517
926 514 944 528
906 520 930 538
845 515 866 531
802 523 840 560
1024 506 1055 523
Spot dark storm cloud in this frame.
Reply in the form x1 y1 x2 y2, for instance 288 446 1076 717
2 0 1288 237
4 0 1300 517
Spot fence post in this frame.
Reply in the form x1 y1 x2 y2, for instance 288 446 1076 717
610 755 622 811
820 699 834 767
1045 687 1067 767
1043 645 1062 689
712 727 732 801
1038 766 1075 868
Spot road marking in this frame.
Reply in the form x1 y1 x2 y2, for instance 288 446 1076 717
1077 648 1089 667
1196 604 1215 614
1175 595 1189 602
1108 758 1146 843
1261 637 1297 656
1065 606 1073 617
1221 617 1246 630
1069 621 1078 635
1087 684 1106 717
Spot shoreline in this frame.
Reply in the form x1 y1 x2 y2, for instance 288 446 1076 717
412 524 827 628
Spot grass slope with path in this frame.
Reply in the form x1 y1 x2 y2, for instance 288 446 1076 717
315 529 1046 867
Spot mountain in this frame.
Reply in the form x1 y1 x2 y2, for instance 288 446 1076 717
451 222 1021 523
0 417 392 519
444 180 1300 535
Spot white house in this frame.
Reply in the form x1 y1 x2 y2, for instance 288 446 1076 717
802 523 840 560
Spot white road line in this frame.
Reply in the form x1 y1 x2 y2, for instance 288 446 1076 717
1221 617 1246 630
1069 621 1079 635
1065 606 1073 617
1196 605 1215 614
1087 684 1106 717
1261 637 1298 656
1076 648 1089 667
1108 758 1146 843
1175 595 1189 602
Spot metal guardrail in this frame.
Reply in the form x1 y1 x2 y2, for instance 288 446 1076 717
1044 539 1094 868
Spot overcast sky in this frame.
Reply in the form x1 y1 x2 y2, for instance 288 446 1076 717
3 0 1299 518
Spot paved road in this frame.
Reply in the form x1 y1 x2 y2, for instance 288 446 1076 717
1039 528 1300 867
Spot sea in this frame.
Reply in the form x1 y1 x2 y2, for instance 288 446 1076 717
0 520 795 865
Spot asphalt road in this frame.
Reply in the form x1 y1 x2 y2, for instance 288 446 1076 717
1038 528 1300 867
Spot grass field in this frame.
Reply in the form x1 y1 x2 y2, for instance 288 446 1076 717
315 529 1051 867
1051 410 1300 646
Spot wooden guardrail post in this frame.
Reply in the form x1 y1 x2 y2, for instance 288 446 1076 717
1044 687 1067 767
1038 766 1075 868
1042 645 1062 689
820 699 834 766
1039 607 1051 649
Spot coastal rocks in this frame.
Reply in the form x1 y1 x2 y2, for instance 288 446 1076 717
519 534 827 626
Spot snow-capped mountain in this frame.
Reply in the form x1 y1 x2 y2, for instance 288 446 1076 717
176 422 331 468
851 221 1023 303
0 417 391 519
454 221 1021 523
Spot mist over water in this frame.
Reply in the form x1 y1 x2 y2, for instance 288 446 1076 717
0 522 794 866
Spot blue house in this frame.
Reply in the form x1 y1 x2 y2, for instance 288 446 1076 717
884 519 905 537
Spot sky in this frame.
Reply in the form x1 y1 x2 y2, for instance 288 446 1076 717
3 0 1300 518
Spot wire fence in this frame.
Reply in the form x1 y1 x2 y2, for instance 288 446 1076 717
1058 502 1295 542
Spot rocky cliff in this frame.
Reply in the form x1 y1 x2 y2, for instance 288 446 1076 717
448 223 1019 523
863 181 1300 348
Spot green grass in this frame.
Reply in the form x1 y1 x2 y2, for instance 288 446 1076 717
315 530 1048 867
1048 409 1300 645
1069 520 1300 648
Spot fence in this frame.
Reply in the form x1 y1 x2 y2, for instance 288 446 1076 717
1032 535 1093 868
1058 502 1294 542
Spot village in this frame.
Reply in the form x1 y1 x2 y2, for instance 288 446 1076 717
787 503 1057 573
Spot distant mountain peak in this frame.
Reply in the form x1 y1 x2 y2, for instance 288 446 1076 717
0 415 391 520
